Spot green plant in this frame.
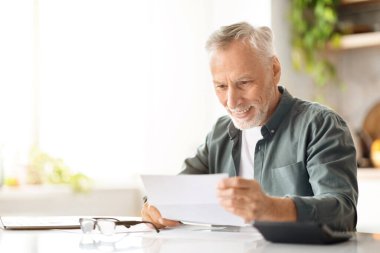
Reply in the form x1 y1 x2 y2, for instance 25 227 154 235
27 146 93 192
290 0 341 97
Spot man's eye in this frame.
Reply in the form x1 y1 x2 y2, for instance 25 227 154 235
237 80 251 86
215 85 227 90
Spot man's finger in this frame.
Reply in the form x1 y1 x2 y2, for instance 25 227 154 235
159 218 181 227
141 205 164 228
148 204 181 227
148 205 164 224
141 205 162 227
218 177 257 189
218 195 254 209
225 206 255 223
143 212 166 229
217 187 248 198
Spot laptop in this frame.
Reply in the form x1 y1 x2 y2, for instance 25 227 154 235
0 216 81 230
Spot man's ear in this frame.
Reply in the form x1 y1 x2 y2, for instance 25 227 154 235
272 56 281 85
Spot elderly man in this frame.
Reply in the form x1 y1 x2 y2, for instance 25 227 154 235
141 22 358 231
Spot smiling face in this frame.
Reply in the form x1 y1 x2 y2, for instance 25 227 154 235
210 40 282 129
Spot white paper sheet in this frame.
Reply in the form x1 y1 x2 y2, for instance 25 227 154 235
139 224 263 241
141 174 246 226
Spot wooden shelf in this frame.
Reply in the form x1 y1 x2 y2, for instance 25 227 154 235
329 32 380 50
340 0 380 6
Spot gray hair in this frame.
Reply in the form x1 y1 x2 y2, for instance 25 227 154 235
205 22 275 59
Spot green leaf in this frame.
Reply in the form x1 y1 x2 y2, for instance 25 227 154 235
289 0 340 100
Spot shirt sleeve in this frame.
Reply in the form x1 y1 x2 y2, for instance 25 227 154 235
179 132 211 175
290 111 358 231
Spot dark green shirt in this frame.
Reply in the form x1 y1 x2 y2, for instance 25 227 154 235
181 86 358 230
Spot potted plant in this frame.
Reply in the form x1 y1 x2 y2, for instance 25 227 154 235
290 0 342 101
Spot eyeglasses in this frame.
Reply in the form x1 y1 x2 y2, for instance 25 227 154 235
79 217 160 235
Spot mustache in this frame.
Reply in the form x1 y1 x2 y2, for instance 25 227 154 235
226 103 258 113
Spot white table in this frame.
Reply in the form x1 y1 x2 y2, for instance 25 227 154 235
0 224 379 253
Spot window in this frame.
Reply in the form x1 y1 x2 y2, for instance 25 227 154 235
0 0 271 185
0 0 34 181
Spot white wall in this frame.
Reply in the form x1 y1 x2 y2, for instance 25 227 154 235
0 1 271 188
37 0 272 186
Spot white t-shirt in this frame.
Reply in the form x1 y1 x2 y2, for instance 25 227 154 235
239 127 262 179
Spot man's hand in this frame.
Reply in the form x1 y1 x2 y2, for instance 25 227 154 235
217 177 297 222
141 203 181 229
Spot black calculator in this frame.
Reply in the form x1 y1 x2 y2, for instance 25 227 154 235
253 221 354 244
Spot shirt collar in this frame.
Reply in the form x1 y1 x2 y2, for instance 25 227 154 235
261 86 295 138
228 86 295 140
228 120 240 140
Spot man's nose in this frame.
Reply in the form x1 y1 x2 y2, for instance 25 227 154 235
227 87 241 109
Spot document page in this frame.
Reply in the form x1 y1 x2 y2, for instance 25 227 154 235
141 174 245 226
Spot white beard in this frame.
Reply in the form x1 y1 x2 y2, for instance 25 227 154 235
227 86 275 130
228 107 266 130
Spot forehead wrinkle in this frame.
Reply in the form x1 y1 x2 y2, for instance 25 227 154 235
214 68 255 83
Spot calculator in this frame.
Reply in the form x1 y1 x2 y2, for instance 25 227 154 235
253 221 354 244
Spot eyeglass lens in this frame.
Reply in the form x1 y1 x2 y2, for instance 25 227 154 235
80 218 117 236
80 219 96 234
97 219 116 236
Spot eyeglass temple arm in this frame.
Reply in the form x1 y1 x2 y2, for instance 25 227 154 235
116 221 160 233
